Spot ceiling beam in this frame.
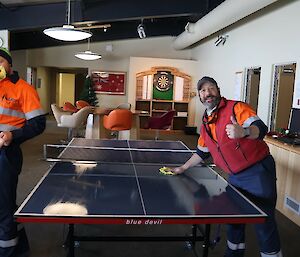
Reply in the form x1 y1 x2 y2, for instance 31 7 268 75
0 0 207 31
0 2 82 31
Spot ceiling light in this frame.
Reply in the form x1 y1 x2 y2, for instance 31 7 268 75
43 0 92 41
44 25 92 41
75 38 101 61
137 20 146 39
214 34 229 46
75 51 101 60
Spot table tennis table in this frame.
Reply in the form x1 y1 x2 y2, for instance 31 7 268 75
15 138 267 257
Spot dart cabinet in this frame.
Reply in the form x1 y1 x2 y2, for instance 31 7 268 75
135 66 192 130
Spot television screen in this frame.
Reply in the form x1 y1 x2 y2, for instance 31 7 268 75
289 108 300 135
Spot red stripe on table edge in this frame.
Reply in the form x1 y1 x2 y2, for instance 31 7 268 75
16 217 266 224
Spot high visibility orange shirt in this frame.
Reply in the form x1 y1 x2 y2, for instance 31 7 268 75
198 101 259 152
0 76 44 131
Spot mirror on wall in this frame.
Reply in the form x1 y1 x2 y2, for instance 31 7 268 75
244 67 261 112
270 63 296 131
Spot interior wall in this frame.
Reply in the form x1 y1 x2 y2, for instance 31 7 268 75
36 67 51 113
127 57 199 126
57 73 75 107
11 50 27 79
12 37 193 110
191 0 300 132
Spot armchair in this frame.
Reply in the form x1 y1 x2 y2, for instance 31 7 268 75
144 110 176 140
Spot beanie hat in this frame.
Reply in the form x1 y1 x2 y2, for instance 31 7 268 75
0 48 12 65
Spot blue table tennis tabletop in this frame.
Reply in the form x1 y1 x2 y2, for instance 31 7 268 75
15 138 266 225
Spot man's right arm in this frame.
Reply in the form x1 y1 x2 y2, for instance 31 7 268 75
172 153 204 174
173 134 211 174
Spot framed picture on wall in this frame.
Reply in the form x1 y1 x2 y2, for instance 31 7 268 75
91 71 126 95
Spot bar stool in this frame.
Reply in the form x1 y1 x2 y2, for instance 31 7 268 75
103 109 133 140
76 100 90 109
63 102 77 113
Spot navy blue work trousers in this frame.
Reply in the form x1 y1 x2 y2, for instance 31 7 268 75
224 155 281 257
0 144 29 257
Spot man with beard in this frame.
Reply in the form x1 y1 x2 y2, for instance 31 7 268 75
173 76 282 257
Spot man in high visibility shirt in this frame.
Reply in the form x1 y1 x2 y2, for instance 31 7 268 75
173 76 282 257
0 47 46 257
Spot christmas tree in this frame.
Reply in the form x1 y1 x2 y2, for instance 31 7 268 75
79 75 99 106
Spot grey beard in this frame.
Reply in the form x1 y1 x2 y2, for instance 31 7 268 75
203 97 220 112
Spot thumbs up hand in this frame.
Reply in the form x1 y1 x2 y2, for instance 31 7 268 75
225 116 245 139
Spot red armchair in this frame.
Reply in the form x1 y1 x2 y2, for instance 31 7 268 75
144 110 176 139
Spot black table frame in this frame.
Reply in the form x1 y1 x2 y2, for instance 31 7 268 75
64 223 211 257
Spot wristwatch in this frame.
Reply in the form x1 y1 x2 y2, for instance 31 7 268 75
243 127 250 138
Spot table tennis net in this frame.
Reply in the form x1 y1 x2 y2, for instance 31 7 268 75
43 144 195 165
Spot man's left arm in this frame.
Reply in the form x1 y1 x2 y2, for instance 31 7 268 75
245 119 268 139
0 115 46 146
225 102 268 140
11 115 46 144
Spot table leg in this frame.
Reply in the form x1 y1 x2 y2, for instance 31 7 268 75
130 114 140 140
202 224 211 257
85 114 100 139
66 224 75 257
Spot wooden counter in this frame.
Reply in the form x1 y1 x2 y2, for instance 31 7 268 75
264 136 300 226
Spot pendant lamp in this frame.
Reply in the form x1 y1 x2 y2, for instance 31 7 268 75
75 38 101 60
43 0 92 41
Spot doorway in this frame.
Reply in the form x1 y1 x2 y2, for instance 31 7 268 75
270 63 296 131
244 67 261 112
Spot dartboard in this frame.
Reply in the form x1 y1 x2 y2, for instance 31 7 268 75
154 71 173 92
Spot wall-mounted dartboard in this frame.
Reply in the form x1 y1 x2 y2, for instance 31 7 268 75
153 71 174 100
154 71 173 92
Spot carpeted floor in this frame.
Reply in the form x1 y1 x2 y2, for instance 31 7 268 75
16 117 300 257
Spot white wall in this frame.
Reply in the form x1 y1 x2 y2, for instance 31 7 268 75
25 36 192 68
128 57 199 126
191 0 300 131
11 50 27 79
12 36 193 109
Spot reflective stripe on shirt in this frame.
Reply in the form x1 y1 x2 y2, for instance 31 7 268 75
25 108 45 120
0 107 25 119
243 115 260 127
0 123 20 131
197 145 209 152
